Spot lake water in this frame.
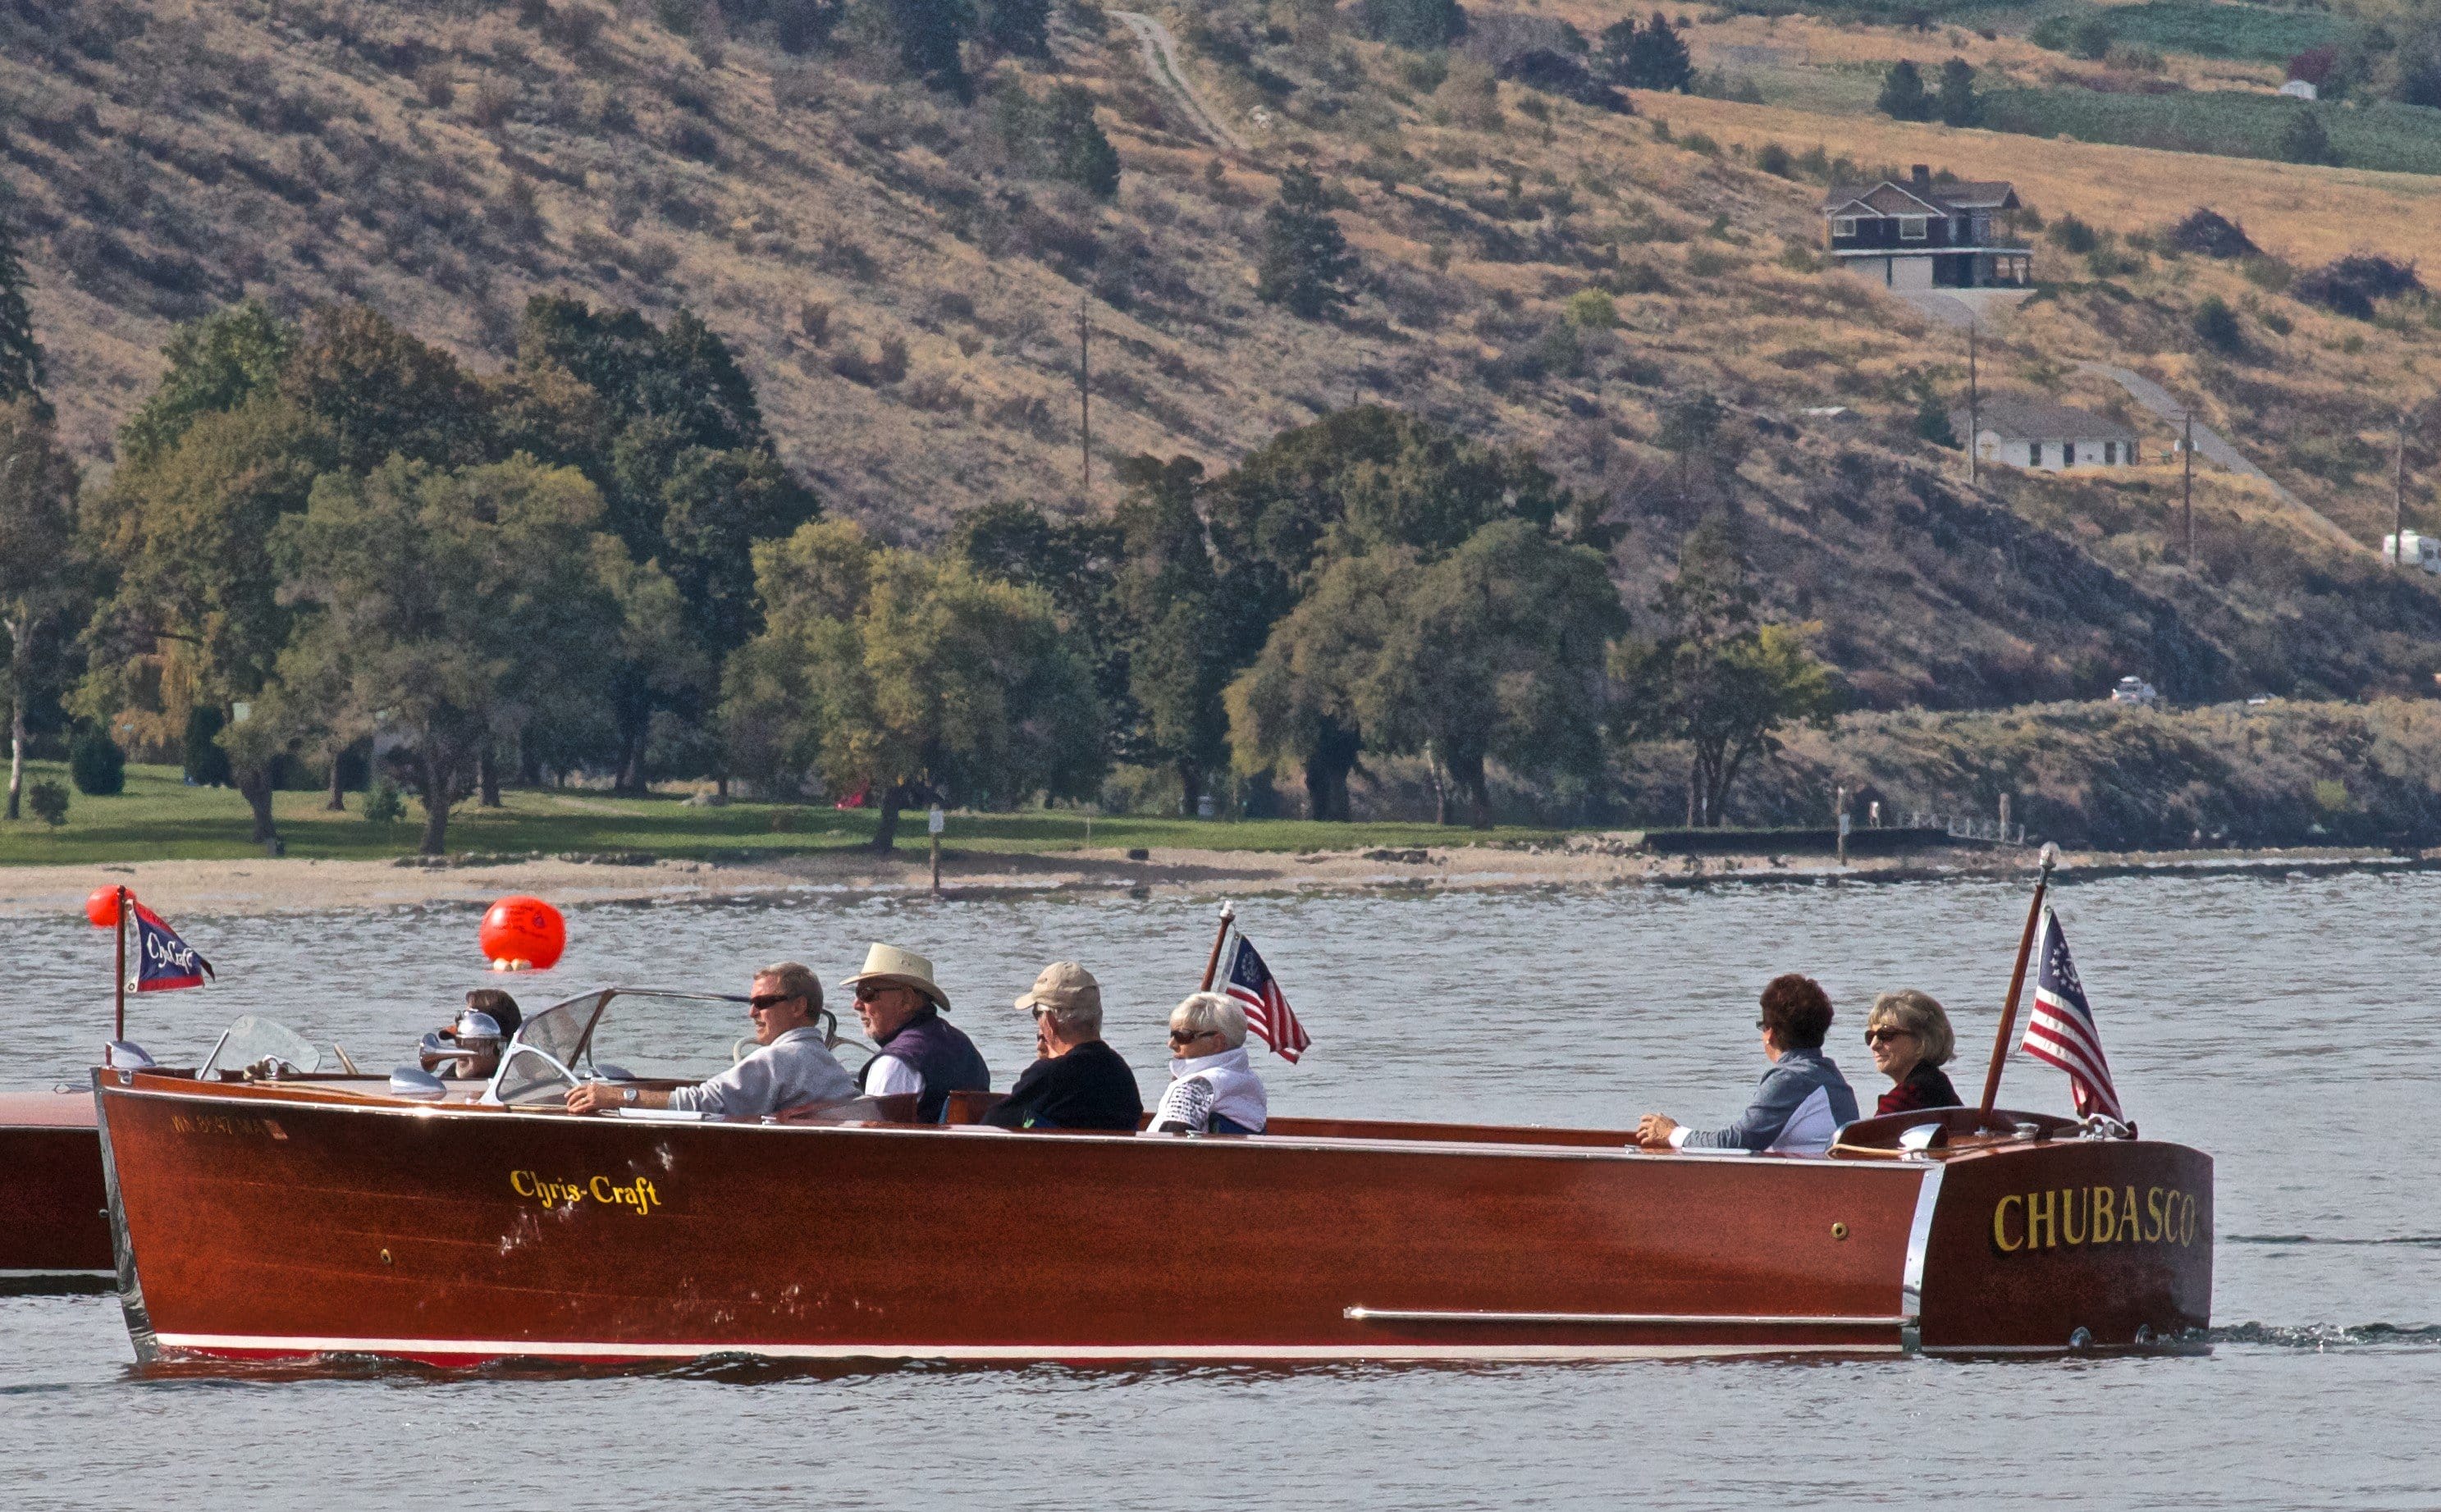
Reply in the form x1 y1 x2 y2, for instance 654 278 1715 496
6 872 2438 1510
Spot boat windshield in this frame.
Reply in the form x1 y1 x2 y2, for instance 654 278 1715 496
486 988 807 1107
199 1015 323 1079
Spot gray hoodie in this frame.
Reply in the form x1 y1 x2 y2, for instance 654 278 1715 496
1673 1047 1860 1155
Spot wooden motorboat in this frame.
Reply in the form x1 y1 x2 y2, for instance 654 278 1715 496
93 986 2212 1366
0 1088 111 1280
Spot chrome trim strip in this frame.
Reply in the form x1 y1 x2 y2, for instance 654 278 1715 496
0 1268 114 1279
90 1071 158 1363
1346 1308 1907 1328
95 1083 1928 1168
1899 1162 1945 1354
153 1331 1902 1363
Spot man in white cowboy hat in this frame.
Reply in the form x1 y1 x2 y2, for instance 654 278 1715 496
843 943 990 1123
983 962 1144 1132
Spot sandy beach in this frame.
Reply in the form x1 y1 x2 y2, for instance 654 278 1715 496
4 838 2430 917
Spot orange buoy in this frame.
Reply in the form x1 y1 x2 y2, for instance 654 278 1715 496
85 886 125 927
478 896 566 971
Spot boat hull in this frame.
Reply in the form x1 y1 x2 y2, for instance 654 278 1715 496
94 1076 2210 1365
0 1089 111 1280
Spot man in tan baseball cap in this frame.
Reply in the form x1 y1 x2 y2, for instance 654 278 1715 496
841 943 988 1122
984 962 1143 1131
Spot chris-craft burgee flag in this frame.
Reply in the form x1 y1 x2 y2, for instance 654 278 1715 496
130 900 213 993
2020 909 2123 1122
1223 934 1311 1062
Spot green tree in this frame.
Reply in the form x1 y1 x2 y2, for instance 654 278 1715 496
1225 551 1405 821
999 85 1122 199
723 520 1103 850
278 304 496 473
2279 107 2339 167
0 400 78 820
1114 455 1236 813
1364 520 1625 826
1257 167 1359 321
1360 0 1466 50
502 298 820 789
119 302 297 466
949 500 1134 750
1613 521 1840 826
81 397 336 843
976 0 1049 55
1936 57 1981 126
274 459 626 855
1616 11 1693 91
2192 295 2245 355
871 0 971 96
0 214 44 408
1877 59 1931 121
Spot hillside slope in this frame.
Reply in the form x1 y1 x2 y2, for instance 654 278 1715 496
5 0 2439 707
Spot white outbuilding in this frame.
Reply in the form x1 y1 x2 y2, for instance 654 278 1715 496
1950 396 2142 472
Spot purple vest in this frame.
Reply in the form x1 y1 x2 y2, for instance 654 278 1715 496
862 1007 990 1122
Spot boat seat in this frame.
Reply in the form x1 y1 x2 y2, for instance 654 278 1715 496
943 1089 1007 1125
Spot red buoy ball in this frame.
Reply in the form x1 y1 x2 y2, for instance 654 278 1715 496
85 886 124 928
478 896 566 970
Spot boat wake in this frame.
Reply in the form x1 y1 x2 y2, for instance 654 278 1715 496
2207 1322 2441 1349
2225 1232 2441 1248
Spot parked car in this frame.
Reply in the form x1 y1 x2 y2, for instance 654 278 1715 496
2109 676 2160 706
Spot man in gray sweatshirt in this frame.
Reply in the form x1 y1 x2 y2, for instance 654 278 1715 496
1636 974 1859 1155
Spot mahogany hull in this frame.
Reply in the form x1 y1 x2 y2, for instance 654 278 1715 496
0 1089 111 1278
94 1075 2211 1365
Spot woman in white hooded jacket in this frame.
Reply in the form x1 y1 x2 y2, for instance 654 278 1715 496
1149 992 1268 1135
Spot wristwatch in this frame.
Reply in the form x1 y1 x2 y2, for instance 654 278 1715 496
622 1086 638 1105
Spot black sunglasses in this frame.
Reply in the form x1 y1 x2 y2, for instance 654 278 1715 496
749 993 800 1010
1865 1026 1914 1045
1168 1027 1214 1045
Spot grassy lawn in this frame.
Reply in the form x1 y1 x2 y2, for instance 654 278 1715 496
1981 87 2441 177
0 764 1582 867
2031 2 2342 62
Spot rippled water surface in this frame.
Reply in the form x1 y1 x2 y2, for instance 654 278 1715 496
7 873 2439 1509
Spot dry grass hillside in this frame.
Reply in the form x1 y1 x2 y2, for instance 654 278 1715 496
4 0 2439 706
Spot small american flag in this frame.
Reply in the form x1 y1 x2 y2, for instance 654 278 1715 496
2022 910 2123 1123
1223 934 1310 1062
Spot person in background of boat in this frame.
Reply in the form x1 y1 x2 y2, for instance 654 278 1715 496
1634 974 1859 1155
565 962 856 1116
1864 989 1961 1116
984 962 1145 1132
418 989 523 1080
842 942 990 1122
1148 992 1267 1135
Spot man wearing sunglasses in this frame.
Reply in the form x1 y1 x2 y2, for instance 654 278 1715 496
565 961 856 1116
983 962 1144 1132
842 943 990 1123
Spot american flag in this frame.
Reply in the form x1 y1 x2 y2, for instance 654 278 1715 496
1223 934 1311 1062
2021 910 2123 1122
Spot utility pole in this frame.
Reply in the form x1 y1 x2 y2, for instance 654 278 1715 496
1077 292 1091 498
2181 410 2195 565
1968 323 1981 486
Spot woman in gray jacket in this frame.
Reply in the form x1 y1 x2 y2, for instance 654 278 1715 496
1635 975 1859 1155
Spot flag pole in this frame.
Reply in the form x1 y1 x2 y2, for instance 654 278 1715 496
113 885 129 1044
1976 843 2058 1131
1197 901 1236 991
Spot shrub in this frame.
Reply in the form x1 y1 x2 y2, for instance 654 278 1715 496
1565 288 1618 328
2292 255 2424 321
27 779 68 827
70 733 126 796
1755 140 1792 176
1363 0 1467 50
996 85 1120 199
2192 295 2244 354
2168 208 2257 259
1913 391 1959 446
2048 213 2100 254
362 778 405 825
2279 108 2338 167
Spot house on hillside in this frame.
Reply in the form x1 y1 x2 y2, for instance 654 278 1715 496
1822 166 2033 290
1950 396 2141 471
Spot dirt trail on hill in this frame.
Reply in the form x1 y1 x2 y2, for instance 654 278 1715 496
2079 362 2359 550
1112 11 1249 153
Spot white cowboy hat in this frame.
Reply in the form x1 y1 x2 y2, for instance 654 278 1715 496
842 943 951 1010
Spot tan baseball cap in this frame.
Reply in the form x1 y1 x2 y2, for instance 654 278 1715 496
1013 962 1099 1016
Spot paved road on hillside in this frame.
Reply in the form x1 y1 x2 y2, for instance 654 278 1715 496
1111 11 1249 153
2078 361 2361 551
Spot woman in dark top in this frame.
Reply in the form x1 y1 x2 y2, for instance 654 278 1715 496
985 961 1144 1131
1865 989 1962 1116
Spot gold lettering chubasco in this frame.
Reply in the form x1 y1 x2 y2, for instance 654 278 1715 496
509 1169 661 1216
171 1112 284 1140
1992 1185 2199 1253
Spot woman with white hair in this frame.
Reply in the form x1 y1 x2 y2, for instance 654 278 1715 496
1150 992 1268 1135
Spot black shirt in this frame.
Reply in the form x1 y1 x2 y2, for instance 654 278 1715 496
984 1040 1144 1131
